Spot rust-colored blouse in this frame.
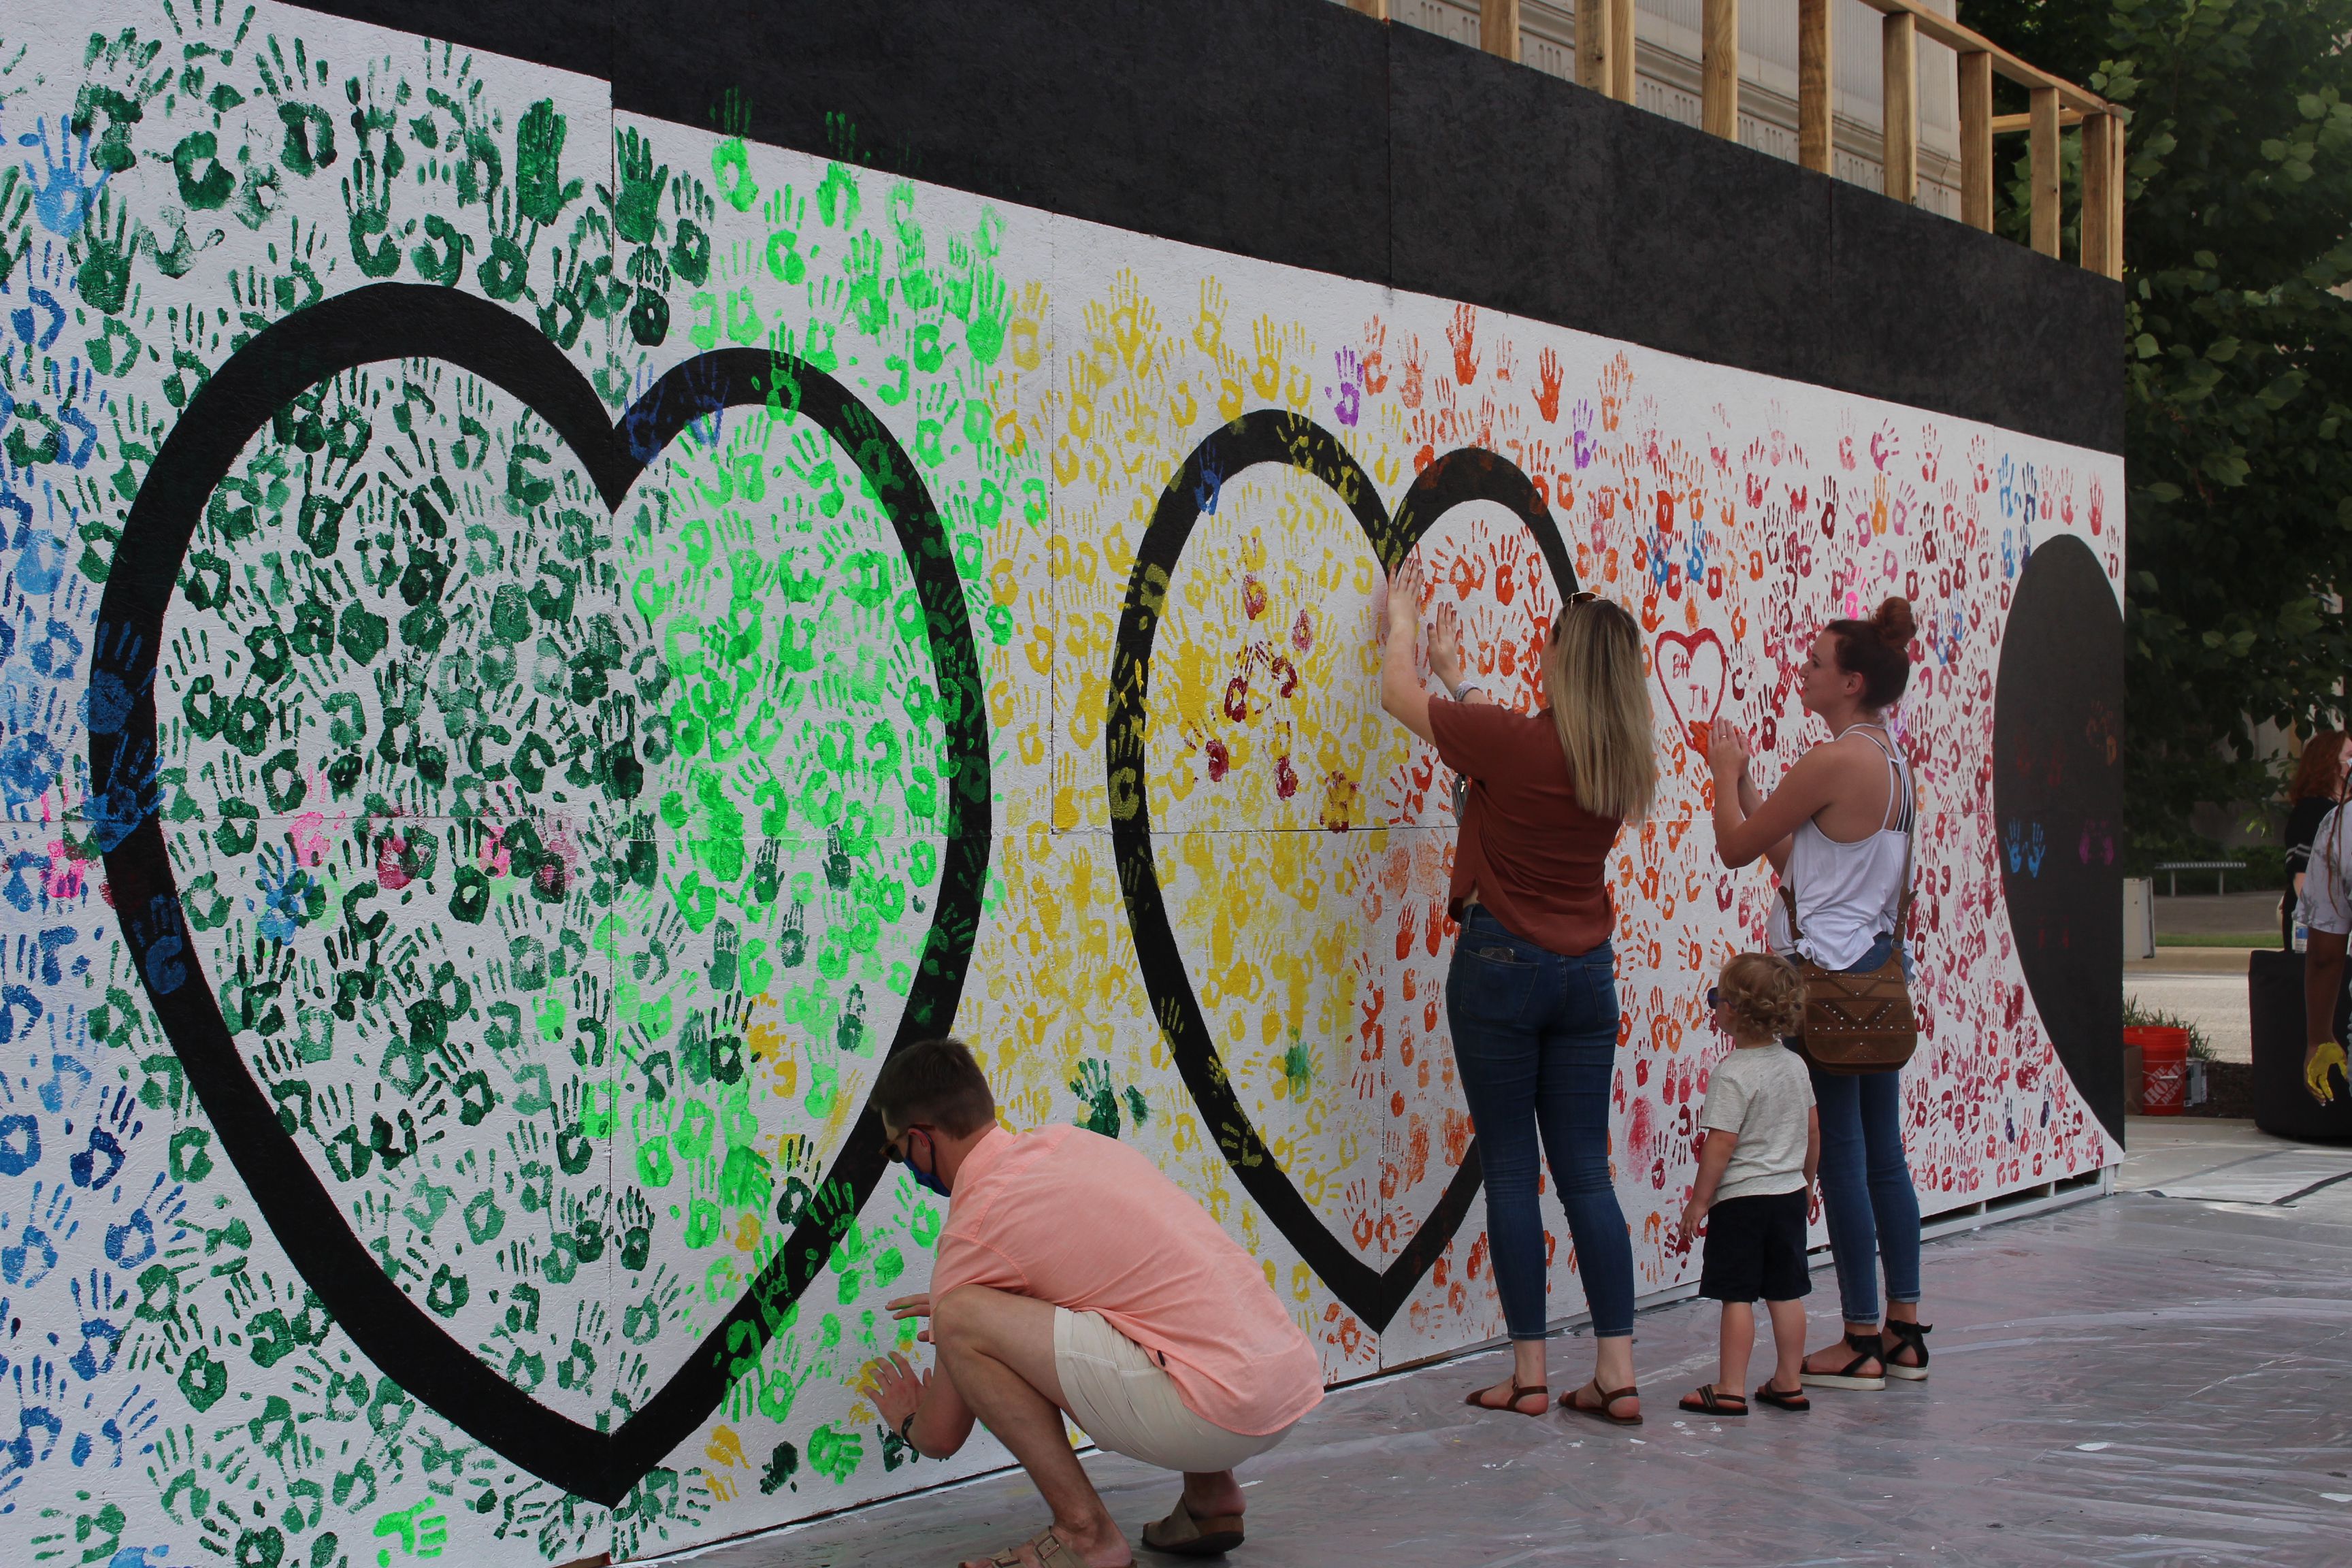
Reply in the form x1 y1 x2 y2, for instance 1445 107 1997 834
1427 698 1624 956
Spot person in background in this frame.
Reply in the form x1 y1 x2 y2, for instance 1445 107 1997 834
860 1039 1323 1568
1380 561 1658 1425
1706 596 1929 1392
1674 953 1820 1417
2282 730 2349 947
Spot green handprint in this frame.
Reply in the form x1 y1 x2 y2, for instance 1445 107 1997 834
604 127 670 246
966 268 1011 365
1069 1058 1122 1137
476 190 532 302
73 189 137 314
843 232 892 334
341 147 403 278
515 99 585 225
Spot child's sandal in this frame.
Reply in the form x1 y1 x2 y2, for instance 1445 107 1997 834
1753 1381 1810 1411
1678 1384 1748 1416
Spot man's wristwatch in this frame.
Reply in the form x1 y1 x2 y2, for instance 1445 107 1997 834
1450 681 1482 702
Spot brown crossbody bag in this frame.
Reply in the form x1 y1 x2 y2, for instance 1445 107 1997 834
1777 752 1918 1076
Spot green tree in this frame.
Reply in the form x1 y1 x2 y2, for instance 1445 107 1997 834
1970 0 2352 844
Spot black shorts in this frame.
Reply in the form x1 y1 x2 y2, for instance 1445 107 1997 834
1699 1189 1812 1303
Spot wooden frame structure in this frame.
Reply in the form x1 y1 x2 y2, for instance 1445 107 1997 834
1413 0 2126 278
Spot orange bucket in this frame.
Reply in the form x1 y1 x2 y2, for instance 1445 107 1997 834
2125 1026 2191 1115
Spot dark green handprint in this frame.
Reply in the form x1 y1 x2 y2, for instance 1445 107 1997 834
603 127 669 246
73 190 136 314
341 148 402 278
169 130 234 211
1069 1058 1121 1138
515 99 583 225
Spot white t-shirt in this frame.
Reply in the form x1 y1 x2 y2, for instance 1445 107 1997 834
2300 804 2352 935
1697 1044 1818 1202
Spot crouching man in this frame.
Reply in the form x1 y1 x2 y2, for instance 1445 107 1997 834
860 1038 1323 1568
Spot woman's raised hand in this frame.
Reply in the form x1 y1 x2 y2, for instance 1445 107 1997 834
1386 553 1425 640
1705 717 1750 775
1430 600 1466 689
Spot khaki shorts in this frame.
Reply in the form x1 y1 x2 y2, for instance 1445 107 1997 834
1053 1308 1292 1473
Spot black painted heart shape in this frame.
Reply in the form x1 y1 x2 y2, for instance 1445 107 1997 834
88 284 990 1506
1107 410 1575 1332
1993 534 2123 1139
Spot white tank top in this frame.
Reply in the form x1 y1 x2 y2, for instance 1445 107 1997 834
1766 726 1914 971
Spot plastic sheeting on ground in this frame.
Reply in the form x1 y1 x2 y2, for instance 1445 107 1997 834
679 1188 2352 1567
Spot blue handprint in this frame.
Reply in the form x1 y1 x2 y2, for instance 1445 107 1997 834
19 119 105 239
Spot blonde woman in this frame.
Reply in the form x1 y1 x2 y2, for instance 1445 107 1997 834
1381 559 1657 1425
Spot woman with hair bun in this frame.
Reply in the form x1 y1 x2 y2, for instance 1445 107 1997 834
1703 597 1929 1392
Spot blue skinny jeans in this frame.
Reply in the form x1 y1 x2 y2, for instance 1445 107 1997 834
1444 910 1635 1340
1801 932 1923 1327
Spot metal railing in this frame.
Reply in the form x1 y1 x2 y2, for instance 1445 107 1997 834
1346 0 2124 278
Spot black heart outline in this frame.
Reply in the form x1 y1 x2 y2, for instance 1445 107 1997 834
87 284 990 1506
1107 410 1575 1332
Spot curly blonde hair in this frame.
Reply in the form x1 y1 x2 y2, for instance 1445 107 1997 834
1718 952 1807 1041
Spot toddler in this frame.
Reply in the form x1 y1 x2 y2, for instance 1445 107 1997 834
1674 952 1820 1415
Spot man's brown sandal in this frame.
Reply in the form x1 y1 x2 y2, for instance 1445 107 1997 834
1463 1380 1550 1416
1798 1330 1888 1390
977 1526 1129 1567
1560 1380 1643 1425
1882 1320 1931 1382
1141 1497 1244 1556
1678 1384 1747 1416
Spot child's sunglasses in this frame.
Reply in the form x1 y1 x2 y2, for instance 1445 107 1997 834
1705 986 1720 1009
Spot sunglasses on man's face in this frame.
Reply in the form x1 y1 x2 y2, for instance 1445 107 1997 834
883 1125 935 1163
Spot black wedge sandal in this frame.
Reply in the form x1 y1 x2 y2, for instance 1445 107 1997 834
1797 1330 1887 1391
1882 1320 1931 1382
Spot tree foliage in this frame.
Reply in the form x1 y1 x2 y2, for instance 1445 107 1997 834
1967 0 2352 842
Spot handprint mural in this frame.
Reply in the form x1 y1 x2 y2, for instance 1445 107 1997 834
0 3 2122 1564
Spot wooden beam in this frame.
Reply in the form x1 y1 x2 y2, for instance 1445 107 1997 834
2030 86 2061 258
1345 0 1390 16
1799 0 1832 174
2112 118 2127 275
1482 0 1521 62
1577 0 1605 92
1846 0 2114 114
2080 112 2114 277
1882 12 1916 203
1610 0 1636 101
1993 109 2084 135
1959 50 1993 231
1703 0 1739 140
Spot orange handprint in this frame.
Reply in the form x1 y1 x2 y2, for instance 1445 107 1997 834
1535 345 1564 422
1446 303 1480 385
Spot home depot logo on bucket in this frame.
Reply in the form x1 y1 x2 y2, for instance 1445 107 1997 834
2125 1026 2193 1115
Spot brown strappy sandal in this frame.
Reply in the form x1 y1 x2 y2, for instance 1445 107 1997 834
1678 1384 1747 1416
1560 1379 1643 1425
1464 1379 1550 1416
974 1526 1128 1568
1141 1497 1244 1556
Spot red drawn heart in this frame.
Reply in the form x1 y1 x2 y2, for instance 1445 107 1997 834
1655 629 1729 752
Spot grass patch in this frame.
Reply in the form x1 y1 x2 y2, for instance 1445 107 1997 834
2154 932 2277 947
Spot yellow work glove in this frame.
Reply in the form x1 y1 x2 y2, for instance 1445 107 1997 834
2307 1039 2348 1105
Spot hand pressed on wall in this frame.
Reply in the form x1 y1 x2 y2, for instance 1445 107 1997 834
1429 600 1466 692
861 1350 931 1433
